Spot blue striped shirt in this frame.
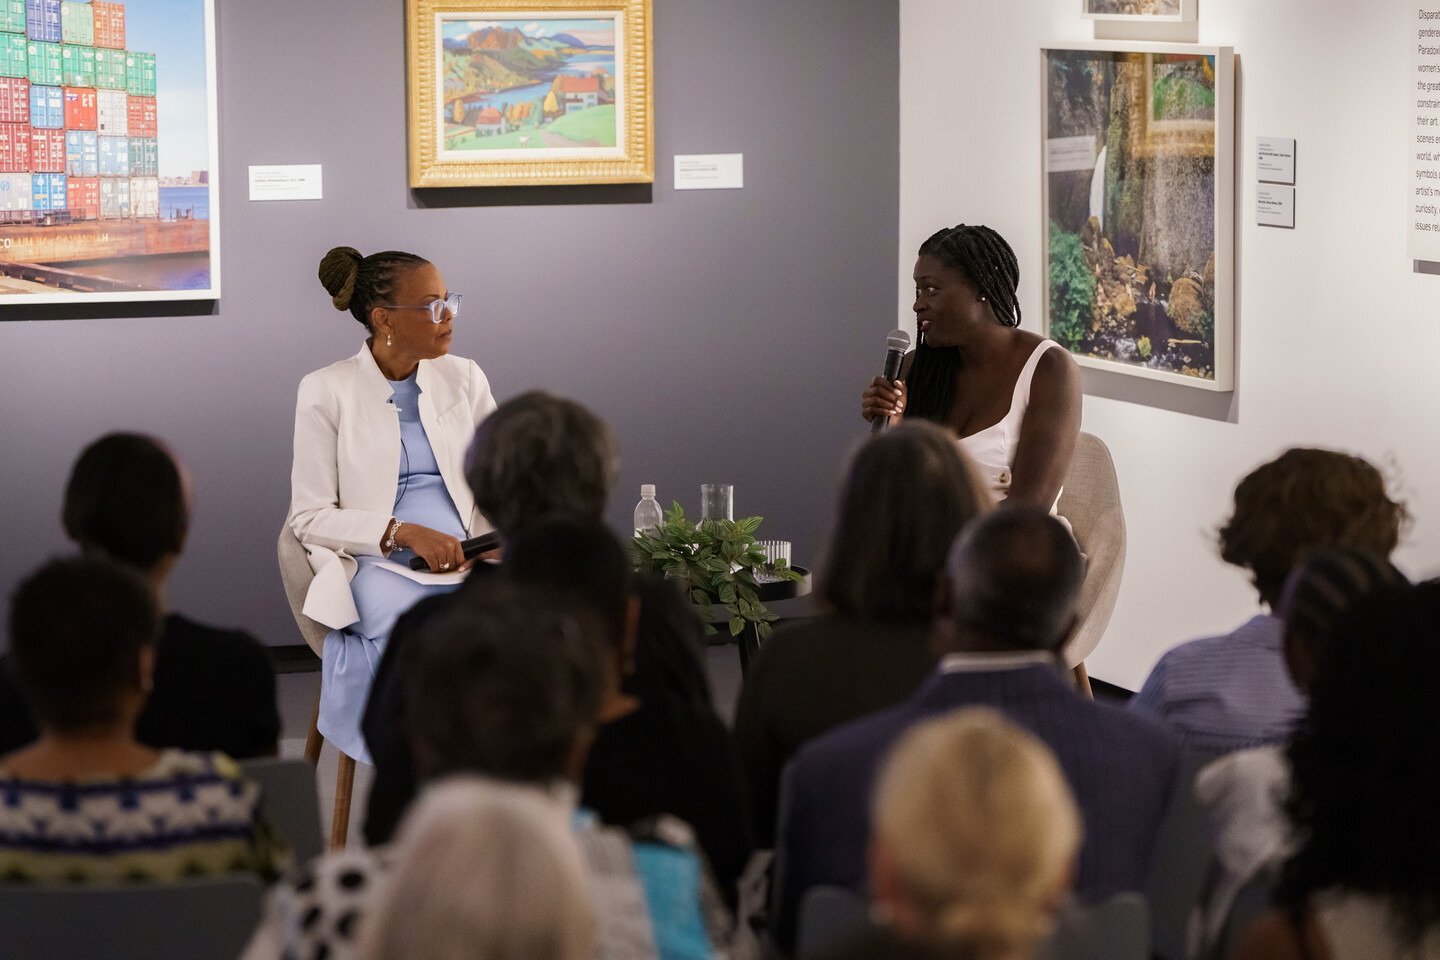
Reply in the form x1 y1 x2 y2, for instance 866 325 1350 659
1129 614 1305 756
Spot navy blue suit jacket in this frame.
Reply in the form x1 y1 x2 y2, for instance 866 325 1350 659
772 663 1180 954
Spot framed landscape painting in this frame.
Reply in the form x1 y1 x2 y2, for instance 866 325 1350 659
406 0 653 187
0 0 219 304
1082 0 1197 22
1041 43 1234 390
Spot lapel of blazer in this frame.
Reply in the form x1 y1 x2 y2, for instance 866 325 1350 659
352 344 402 513
415 357 478 535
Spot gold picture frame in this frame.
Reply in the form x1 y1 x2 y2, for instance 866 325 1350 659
406 0 653 187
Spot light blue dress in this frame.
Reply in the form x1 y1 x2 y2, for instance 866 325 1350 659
318 372 466 764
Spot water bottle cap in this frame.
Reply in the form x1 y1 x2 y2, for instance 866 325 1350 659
640 484 656 497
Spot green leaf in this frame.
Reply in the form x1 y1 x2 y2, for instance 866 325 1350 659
738 516 762 535
757 621 773 641
718 582 737 605
729 616 746 637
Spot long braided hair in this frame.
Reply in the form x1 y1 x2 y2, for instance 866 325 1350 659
318 247 430 331
906 225 1022 424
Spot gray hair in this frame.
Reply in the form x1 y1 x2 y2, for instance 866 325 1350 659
360 777 595 960
945 509 1084 651
465 391 621 537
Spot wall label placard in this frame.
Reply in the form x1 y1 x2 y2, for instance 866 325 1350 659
1256 137 1295 184
248 164 323 202
674 154 744 190
1257 185 1295 228
1409 8 1440 259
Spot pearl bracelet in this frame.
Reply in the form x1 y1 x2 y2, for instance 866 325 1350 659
385 519 404 553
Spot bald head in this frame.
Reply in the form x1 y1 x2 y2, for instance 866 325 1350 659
941 509 1084 653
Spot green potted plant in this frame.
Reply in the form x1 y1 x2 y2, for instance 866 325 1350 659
631 503 802 640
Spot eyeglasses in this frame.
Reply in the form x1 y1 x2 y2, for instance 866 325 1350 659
380 293 462 323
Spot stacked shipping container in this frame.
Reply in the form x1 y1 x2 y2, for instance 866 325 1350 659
0 0 156 222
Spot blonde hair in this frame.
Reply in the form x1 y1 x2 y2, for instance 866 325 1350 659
873 708 1082 956
359 778 595 960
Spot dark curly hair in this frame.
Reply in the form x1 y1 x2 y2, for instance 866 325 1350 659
318 246 429 331
1218 448 1406 607
906 225 1022 425
1276 580 1440 948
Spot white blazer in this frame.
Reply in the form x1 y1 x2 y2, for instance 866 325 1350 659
287 344 497 629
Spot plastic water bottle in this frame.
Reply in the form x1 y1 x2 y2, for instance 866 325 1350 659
634 484 663 536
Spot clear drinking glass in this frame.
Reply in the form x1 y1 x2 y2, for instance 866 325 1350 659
700 483 733 522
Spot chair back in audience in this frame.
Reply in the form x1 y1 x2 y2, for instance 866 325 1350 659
1143 749 1218 960
277 523 329 656
242 756 325 864
1055 431 1127 667
796 884 873 957
1036 892 1150 960
0 874 264 960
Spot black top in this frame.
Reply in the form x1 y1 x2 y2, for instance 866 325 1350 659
732 613 936 847
0 613 280 760
581 689 753 907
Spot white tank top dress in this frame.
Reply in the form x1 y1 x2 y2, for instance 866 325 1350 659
956 339 1064 510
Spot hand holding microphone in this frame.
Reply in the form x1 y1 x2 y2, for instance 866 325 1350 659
862 328 912 433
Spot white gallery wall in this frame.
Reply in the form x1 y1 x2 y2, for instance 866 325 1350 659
900 0 1440 689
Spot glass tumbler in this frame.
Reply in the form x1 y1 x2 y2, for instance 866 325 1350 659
700 483 733 522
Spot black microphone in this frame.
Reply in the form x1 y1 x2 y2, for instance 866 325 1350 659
871 328 913 434
408 531 503 571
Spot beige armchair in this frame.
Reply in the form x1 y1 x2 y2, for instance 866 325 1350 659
1057 432 1127 686
277 524 357 850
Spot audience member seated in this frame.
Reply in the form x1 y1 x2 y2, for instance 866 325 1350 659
0 557 282 884
357 778 595 960
1129 448 1405 756
734 421 991 848
508 515 751 908
0 433 279 760
247 582 728 960
773 509 1178 955
361 391 717 850
1184 549 1406 959
813 708 1081 960
1230 580 1440 960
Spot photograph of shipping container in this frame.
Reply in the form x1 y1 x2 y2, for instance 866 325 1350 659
0 0 24 35
65 171 94 217
127 134 152 176
25 0 59 43
25 39 57 86
0 75 26 123
96 131 125 175
90 0 120 49
95 85 122 133
0 33 24 78
29 125 62 172
125 92 152 136
64 127 93 176
59 0 88 45
30 170 63 210
97 171 124 218
0 120 28 170
92 44 122 90
60 41 91 86
125 51 153 98
129 174 154 217
27 81 58 126
0 172 31 211
61 84 91 128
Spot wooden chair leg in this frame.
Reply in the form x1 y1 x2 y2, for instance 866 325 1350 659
303 685 324 766
331 752 356 851
1073 661 1094 699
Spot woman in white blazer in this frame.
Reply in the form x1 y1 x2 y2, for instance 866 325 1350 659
288 247 496 763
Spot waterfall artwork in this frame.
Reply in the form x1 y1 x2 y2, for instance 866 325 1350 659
1041 45 1235 391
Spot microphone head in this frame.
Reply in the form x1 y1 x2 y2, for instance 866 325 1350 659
886 328 912 352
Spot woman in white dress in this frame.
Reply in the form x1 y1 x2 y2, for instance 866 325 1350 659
862 224 1081 509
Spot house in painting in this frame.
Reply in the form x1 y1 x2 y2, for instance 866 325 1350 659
473 106 505 136
557 76 600 113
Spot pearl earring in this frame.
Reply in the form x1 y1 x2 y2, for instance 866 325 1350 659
386 332 392 347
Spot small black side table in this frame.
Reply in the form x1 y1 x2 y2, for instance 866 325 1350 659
736 565 811 674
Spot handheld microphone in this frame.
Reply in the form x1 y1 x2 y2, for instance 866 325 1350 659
408 531 503 571
871 328 913 434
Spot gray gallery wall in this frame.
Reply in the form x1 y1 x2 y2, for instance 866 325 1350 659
0 0 900 647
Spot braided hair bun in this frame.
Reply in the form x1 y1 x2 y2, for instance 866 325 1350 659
318 246 363 312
